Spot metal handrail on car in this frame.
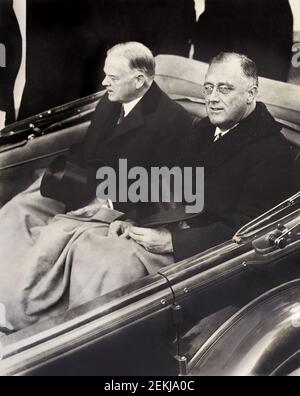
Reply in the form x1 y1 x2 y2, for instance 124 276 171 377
233 192 300 243
0 91 105 145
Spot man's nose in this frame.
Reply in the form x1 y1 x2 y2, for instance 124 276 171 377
208 87 220 102
102 76 109 86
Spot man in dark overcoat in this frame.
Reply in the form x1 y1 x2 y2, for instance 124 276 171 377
122 52 294 261
0 42 192 330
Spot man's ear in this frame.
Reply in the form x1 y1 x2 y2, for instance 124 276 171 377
135 74 146 89
247 85 258 104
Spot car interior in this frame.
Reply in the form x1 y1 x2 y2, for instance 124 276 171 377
0 55 300 344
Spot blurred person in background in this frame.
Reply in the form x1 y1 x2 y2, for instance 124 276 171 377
193 0 293 81
0 0 22 126
121 0 196 57
18 0 196 120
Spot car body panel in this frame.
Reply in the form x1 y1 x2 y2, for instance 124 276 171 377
188 279 300 376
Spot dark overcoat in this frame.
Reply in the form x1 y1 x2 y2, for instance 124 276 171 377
43 82 192 213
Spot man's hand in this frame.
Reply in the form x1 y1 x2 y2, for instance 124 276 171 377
129 226 173 254
108 220 136 238
67 198 107 217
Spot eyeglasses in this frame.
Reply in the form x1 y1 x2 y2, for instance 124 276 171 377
203 84 235 97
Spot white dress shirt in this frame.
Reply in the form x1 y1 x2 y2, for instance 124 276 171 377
213 124 239 142
123 96 143 117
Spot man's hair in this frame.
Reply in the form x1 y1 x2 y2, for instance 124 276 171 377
210 52 259 86
107 42 155 79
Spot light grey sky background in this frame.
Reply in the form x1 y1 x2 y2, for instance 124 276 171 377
290 0 300 31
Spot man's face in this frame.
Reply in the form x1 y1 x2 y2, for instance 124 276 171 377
204 58 255 130
102 54 140 103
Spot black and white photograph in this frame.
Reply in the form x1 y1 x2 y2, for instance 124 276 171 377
0 0 300 377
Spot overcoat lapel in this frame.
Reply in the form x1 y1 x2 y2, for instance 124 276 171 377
85 83 162 163
104 100 145 143
199 102 281 169
101 81 162 144
83 97 120 160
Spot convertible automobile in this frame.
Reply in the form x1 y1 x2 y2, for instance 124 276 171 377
0 55 300 376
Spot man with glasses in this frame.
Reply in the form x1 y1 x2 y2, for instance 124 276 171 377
118 52 294 262
167 52 295 261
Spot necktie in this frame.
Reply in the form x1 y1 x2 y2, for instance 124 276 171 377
117 106 125 125
213 131 225 142
214 124 238 142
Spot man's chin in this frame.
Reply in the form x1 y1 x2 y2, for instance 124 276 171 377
208 114 225 127
107 93 118 102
